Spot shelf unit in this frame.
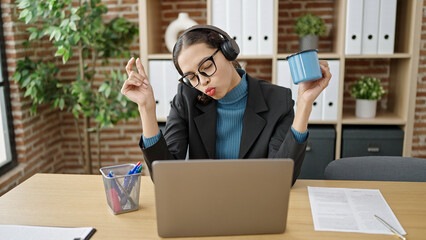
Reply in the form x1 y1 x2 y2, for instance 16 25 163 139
138 0 423 158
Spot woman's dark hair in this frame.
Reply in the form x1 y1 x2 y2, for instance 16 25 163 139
172 29 240 105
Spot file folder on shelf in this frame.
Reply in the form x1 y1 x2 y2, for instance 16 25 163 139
276 60 297 112
276 60 292 87
378 0 397 54
345 0 364 55
361 0 380 54
149 60 167 120
163 60 179 118
257 0 274 55
226 0 242 50
322 60 340 121
242 0 258 55
212 0 227 31
310 92 323 121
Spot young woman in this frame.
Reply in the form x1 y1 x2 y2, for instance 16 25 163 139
121 25 332 184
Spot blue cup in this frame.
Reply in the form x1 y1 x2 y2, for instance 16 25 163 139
286 49 322 84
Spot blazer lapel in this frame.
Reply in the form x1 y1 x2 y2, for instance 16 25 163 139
194 100 217 159
239 76 268 158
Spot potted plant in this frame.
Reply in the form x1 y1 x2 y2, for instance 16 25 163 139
13 0 139 173
350 76 386 118
294 13 326 51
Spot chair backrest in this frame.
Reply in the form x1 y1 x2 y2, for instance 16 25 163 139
324 156 426 182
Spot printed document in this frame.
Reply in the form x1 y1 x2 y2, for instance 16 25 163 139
308 187 406 235
0 224 96 240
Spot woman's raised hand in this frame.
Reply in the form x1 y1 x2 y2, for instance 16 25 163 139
121 57 156 112
297 60 332 105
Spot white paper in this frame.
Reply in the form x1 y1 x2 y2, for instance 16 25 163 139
0 225 95 240
308 187 406 235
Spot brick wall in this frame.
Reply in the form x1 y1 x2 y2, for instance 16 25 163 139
278 0 335 53
1 0 426 195
0 0 142 195
412 1 426 158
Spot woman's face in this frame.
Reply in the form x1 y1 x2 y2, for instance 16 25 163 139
177 43 239 100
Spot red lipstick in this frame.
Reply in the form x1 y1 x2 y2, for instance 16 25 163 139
206 87 216 96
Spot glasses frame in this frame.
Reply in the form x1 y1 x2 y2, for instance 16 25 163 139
178 48 221 88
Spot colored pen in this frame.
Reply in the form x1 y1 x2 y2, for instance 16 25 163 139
108 171 125 200
123 162 141 188
374 215 406 240
127 163 143 193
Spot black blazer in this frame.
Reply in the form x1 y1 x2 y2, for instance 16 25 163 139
140 73 307 184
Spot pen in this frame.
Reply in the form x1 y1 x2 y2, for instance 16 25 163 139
374 215 406 240
123 162 141 189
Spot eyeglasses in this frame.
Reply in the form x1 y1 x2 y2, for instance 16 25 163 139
178 48 220 88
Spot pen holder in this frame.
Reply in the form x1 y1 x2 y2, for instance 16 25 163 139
286 49 322 84
99 163 142 215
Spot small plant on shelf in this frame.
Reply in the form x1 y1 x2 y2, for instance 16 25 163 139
294 13 326 51
350 76 386 100
294 13 326 37
350 76 386 118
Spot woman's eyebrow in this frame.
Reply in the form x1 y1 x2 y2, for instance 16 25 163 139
183 55 210 75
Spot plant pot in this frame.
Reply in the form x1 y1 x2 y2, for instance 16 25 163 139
355 99 377 118
299 35 319 51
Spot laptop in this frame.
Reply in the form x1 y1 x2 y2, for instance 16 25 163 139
152 159 294 238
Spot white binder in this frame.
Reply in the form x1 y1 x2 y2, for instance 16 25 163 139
276 60 292 89
361 0 380 54
345 0 364 55
257 0 274 55
276 60 296 112
163 60 179 118
310 92 323 121
378 0 397 54
242 0 258 55
148 60 166 120
322 60 340 121
212 0 227 31
227 0 242 50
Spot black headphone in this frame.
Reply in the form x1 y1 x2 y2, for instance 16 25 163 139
176 25 240 61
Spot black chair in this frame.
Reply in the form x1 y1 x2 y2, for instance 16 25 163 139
324 156 426 182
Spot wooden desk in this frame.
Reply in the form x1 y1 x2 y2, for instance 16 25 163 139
0 174 425 239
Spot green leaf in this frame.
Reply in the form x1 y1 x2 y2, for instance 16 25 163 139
63 51 70 64
55 46 65 56
98 83 108 92
24 10 33 24
73 34 80 44
105 86 111 98
49 29 57 41
70 7 78 15
19 9 29 20
60 19 70 28
54 29 61 41
70 14 80 22
59 98 65 110
17 0 30 9
29 31 38 40
69 21 77 31
13 72 21 82
24 87 32 97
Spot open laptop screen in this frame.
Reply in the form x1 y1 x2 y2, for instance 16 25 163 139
153 159 294 238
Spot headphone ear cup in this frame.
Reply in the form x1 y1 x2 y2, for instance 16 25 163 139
220 40 238 61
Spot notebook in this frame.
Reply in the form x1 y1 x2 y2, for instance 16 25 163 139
152 159 294 238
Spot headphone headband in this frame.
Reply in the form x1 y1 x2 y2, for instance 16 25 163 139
178 25 240 60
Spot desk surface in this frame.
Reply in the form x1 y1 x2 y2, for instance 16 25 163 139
0 174 425 240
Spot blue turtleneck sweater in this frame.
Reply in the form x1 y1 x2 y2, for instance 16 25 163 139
215 71 248 159
142 70 308 157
